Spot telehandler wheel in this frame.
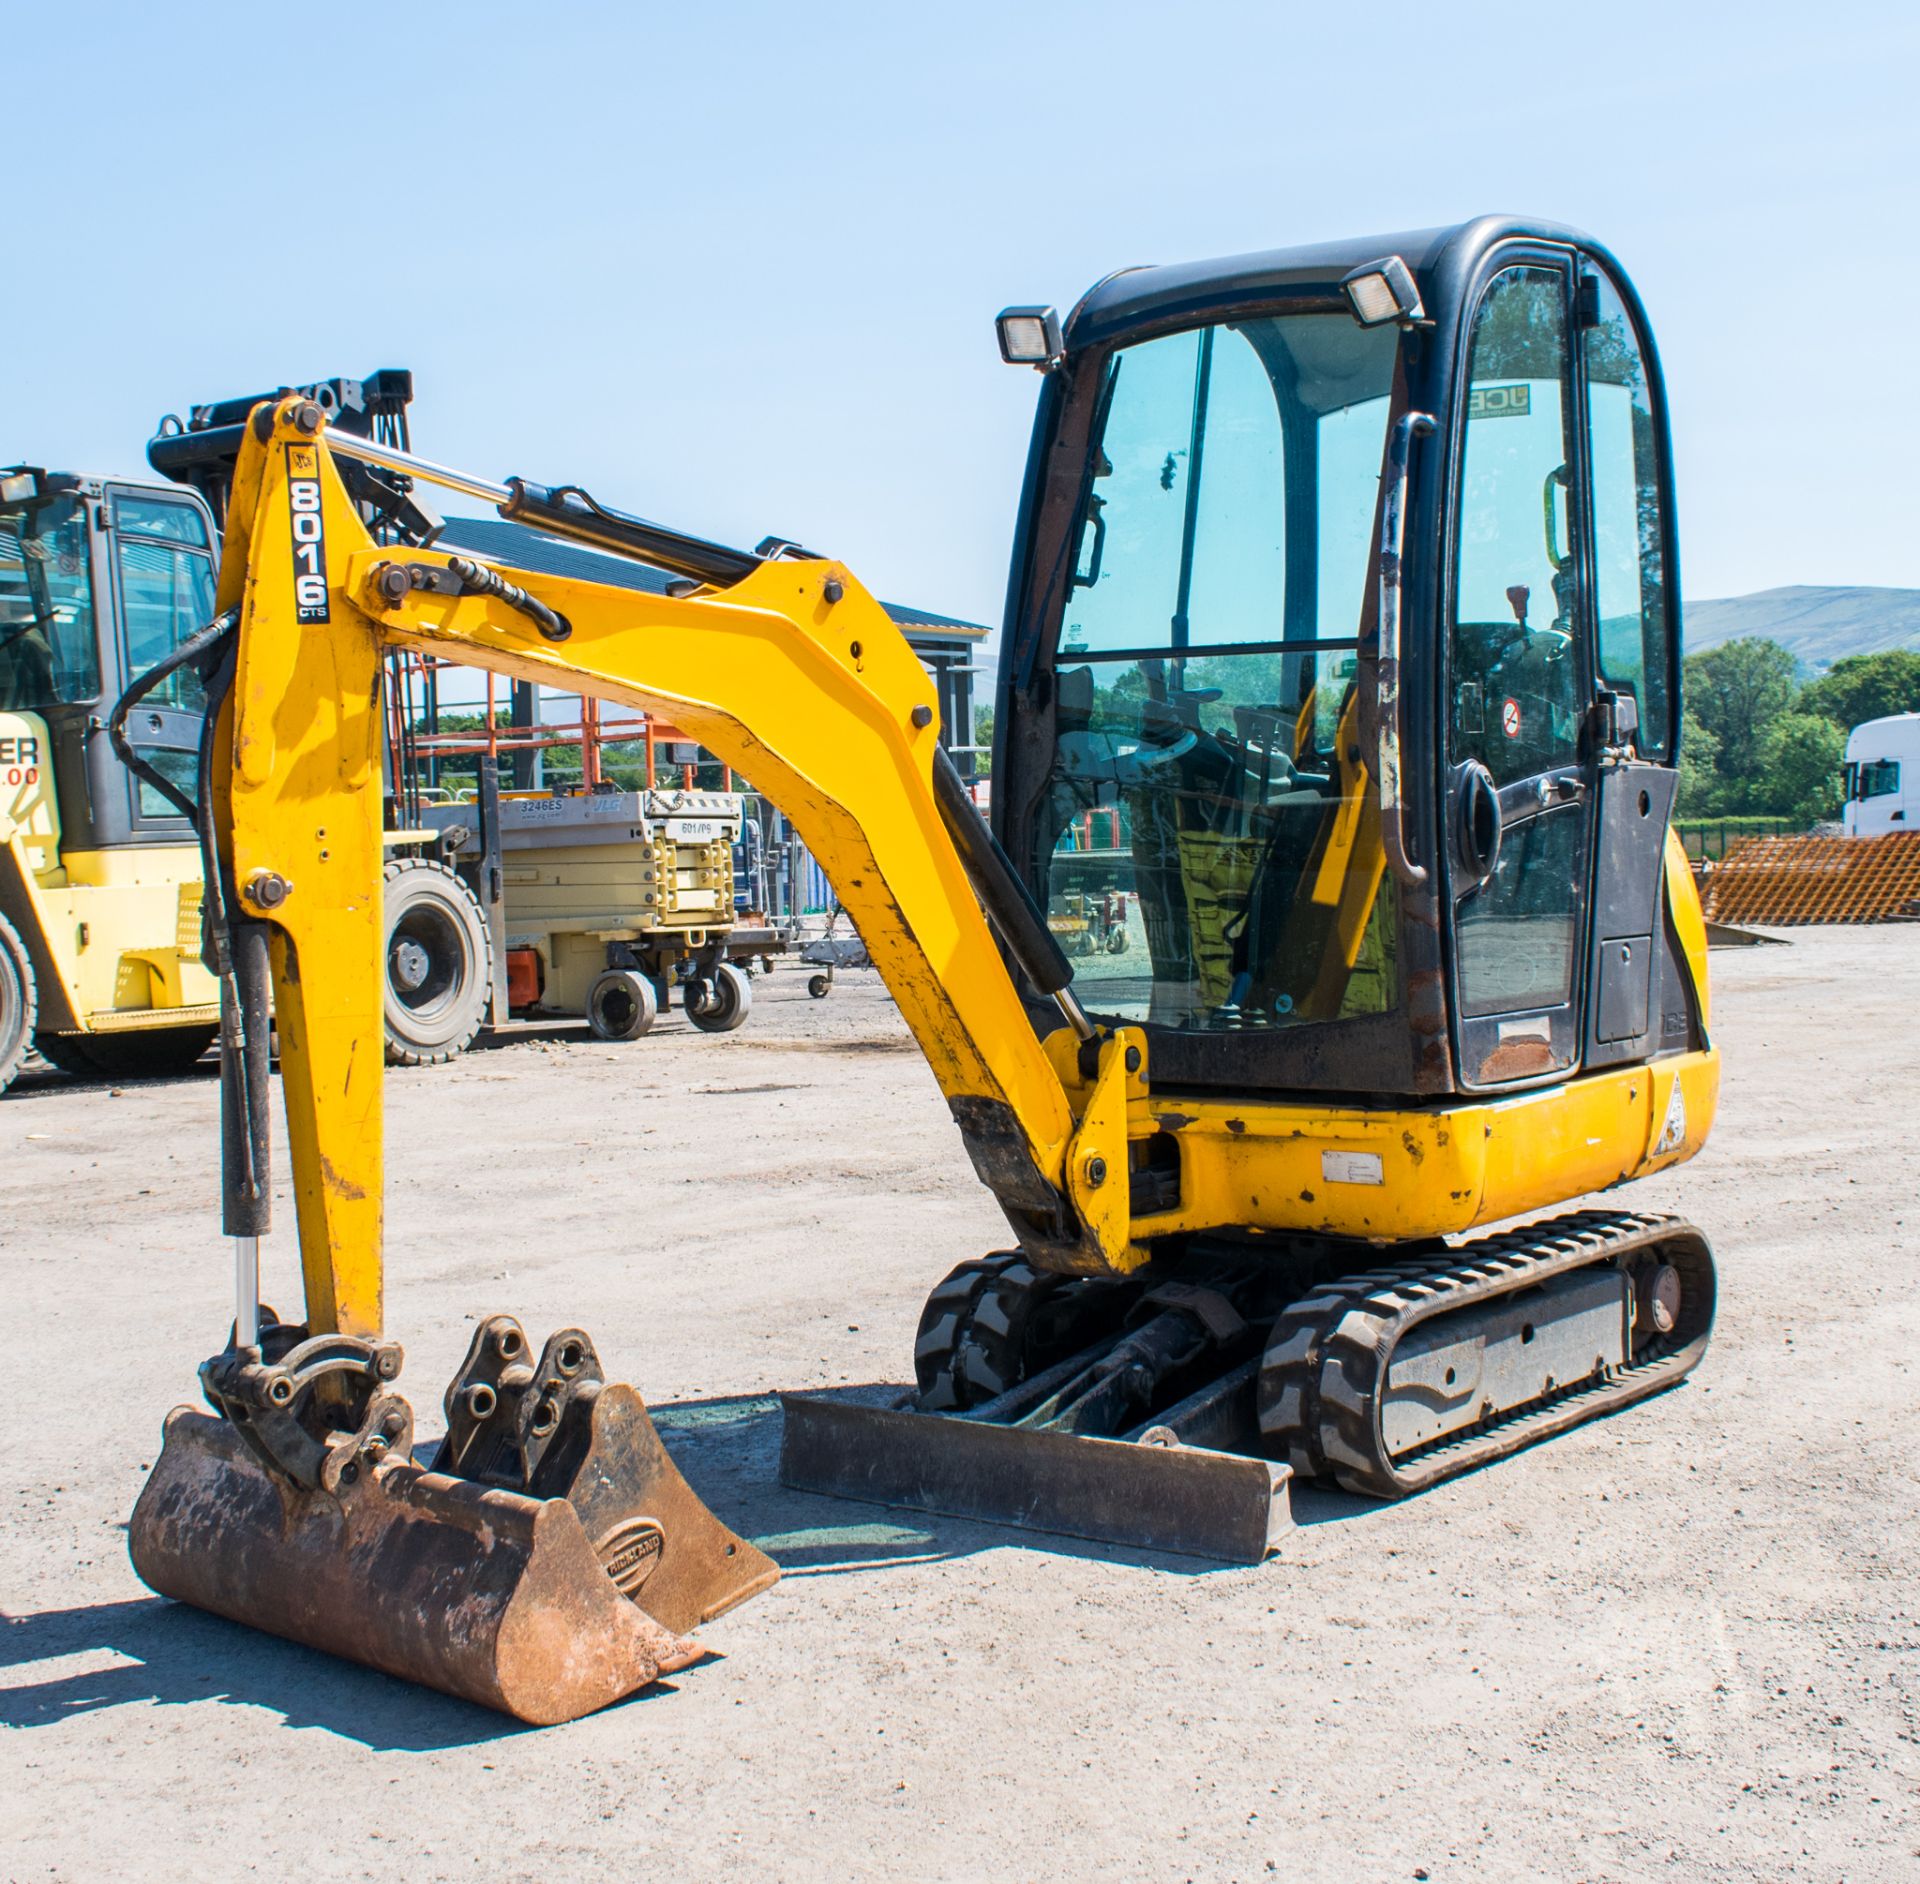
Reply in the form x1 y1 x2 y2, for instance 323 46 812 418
685 961 753 1033
58 1025 218 1080
0 911 36 1096
587 967 658 1041
383 857 492 1067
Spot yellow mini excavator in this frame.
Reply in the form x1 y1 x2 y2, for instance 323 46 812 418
127 216 1719 1725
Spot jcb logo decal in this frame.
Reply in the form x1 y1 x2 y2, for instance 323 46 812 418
287 444 330 625
1468 383 1531 420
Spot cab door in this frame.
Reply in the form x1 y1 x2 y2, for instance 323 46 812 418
1574 261 1683 1069
99 488 216 842
1444 256 1598 1087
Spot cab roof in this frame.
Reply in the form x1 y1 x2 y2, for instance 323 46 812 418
1062 213 1596 350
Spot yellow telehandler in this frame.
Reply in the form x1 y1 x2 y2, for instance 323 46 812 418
0 466 226 1090
127 216 1719 1725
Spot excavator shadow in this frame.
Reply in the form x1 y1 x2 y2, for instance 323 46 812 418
659 1385 1361 1567
0 1595 552 1749
0 1387 1343 1748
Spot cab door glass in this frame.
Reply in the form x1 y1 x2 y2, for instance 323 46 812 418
116 522 214 709
113 498 214 819
1449 265 1588 1060
1582 274 1672 760
1452 267 1579 787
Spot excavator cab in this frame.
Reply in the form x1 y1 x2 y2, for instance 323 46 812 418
993 219 1692 1099
125 215 1717 1724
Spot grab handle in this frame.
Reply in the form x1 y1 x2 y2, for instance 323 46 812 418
1370 410 1435 888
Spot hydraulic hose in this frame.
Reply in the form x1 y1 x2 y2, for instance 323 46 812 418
106 607 238 824
930 747 1093 1041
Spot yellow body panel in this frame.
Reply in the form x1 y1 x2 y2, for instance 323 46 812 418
1041 1033 1718 1243
210 402 1719 1339
1 833 218 1032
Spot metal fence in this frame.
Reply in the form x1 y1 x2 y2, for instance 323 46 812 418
1674 818 1802 862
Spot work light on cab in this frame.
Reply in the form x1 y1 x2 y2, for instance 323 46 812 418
995 305 1063 366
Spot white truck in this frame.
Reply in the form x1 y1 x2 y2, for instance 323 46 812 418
1842 713 1920 835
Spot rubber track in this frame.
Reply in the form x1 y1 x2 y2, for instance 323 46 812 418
1257 1209 1717 1499
913 1253 1033 1411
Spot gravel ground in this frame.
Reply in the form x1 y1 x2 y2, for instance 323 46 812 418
2 929 1915 1882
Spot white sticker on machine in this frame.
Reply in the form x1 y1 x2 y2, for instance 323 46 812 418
1321 1150 1385 1186
1654 1079 1687 1155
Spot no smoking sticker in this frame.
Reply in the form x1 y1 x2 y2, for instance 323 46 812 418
1501 697 1522 738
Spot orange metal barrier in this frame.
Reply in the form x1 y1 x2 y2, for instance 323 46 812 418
1697 832 1920 925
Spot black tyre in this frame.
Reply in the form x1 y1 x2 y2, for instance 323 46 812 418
0 911 35 1096
52 1025 218 1080
383 857 491 1067
685 961 752 1033
586 967 658 1041
807 973 831 999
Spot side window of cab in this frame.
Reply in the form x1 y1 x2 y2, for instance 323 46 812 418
112 494 215 713
111 493 216 822
1580 270 1674 761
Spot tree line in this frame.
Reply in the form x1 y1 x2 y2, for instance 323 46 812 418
1680 643 1920 824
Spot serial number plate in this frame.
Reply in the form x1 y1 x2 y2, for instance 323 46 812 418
1321 1150 1385 1186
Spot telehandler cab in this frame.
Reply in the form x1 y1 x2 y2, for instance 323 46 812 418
0 466 226 1089
127 216 1718 1724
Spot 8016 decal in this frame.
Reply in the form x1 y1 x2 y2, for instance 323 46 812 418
287 444 330 624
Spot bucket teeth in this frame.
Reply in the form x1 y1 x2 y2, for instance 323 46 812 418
129 1323 778 1725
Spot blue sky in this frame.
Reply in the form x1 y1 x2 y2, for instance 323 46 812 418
7 1 1911 631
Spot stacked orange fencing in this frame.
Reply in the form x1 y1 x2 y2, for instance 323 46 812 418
1697 832 1920 925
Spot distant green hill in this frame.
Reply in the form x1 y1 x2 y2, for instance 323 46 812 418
1683 586 1920 672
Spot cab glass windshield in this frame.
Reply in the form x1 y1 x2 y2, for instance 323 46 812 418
1037 312 1401 1030
0 497 99 709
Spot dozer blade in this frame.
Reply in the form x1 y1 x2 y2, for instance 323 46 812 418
780 1392 1292 1564
130 1368 778 1726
